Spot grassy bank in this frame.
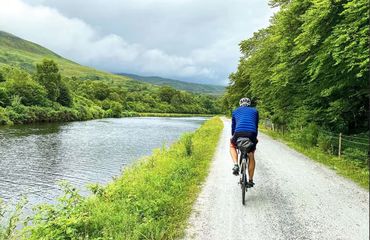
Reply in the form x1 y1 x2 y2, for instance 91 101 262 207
7 117 223 239
131 112 215 117
260 127 369 189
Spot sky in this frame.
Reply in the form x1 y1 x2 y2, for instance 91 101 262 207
0 0 274 85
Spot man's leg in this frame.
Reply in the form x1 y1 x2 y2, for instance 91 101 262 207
247 152 255 181
230 142 239 175
230 143 238 164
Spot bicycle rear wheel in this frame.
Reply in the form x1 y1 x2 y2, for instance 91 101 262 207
241 160 247 205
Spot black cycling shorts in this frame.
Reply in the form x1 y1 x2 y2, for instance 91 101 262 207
230 131 257 152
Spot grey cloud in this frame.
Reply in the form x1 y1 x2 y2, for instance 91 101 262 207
1 0 274 85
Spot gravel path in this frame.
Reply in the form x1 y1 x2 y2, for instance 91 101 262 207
183 118 369 240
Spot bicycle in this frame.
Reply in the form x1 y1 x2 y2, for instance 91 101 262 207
236 137 254 205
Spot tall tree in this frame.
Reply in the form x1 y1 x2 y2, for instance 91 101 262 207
36 59 62 102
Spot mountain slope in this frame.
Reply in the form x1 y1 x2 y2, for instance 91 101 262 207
118 73 225 95
0 31 224 96
0 31 222 126
0 31 135 85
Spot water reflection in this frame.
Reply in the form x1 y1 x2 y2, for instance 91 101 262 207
0 117 206 205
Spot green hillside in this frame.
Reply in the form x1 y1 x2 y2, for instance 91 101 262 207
0 31 221 125
118 73 225 95
0 31 136 84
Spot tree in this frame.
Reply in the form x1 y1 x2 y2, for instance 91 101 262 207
57 81 73 107
36 59 62 102
159 86 178 103
224 0 369 133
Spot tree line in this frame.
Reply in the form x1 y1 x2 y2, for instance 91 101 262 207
0 60 221 125
222 0 368 135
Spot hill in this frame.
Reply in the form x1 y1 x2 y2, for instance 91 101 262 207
118 73 225 95
0 30 221 125
0 31 136 86
0 31 224 96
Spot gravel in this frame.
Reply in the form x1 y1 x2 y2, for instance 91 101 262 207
183 118 369 240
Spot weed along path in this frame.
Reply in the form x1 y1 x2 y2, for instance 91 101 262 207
184 118 369 240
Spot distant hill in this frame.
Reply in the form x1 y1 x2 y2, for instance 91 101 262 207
0 31 144 88
117 73 225 95
0 30 224 96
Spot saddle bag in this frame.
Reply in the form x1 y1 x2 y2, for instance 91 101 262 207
236 137 254 153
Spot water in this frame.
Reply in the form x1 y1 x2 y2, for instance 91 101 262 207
0 117 206 206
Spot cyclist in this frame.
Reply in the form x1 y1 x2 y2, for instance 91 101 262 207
230 97 259 187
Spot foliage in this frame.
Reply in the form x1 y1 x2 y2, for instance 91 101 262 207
0 88 9 107
0 31 222 125
36 59 62 102
2 66 47 106
0 197 27 240
56 80 73 107
223 0 369 134
0 61 221 125
21 117 223 239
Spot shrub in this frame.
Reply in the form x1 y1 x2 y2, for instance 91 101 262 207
6 78 47 107
291 123 319 147
0 107 12 125
343 148 368 167
317 133 333 153
0 72 5 82
0 87 10 107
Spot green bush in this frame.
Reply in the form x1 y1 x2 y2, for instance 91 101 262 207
0 107 12 125
0 198 27 240
0 87 10 107
0 72 4 82
343 148 368 167
291 123 319 147
317 133 333 153
6 78 47 107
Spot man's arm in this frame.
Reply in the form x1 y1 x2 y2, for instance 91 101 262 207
231 113 236 136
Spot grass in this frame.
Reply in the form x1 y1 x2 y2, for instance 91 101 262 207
131 112 216 117
18 117 223 239
260 126 369 189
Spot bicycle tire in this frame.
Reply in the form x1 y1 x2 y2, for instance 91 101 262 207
241 160 247 205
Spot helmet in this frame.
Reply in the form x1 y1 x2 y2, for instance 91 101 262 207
239 97 251 107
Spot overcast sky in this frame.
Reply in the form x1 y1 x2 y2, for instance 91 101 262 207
0 0 274 85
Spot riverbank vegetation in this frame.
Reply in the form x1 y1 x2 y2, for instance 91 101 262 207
0 117 223 239
0 60 221 125
223 0 369 171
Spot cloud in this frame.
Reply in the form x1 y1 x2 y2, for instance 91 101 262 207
0 0 274 85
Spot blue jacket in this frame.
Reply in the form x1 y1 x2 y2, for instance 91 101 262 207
231 106 259 135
